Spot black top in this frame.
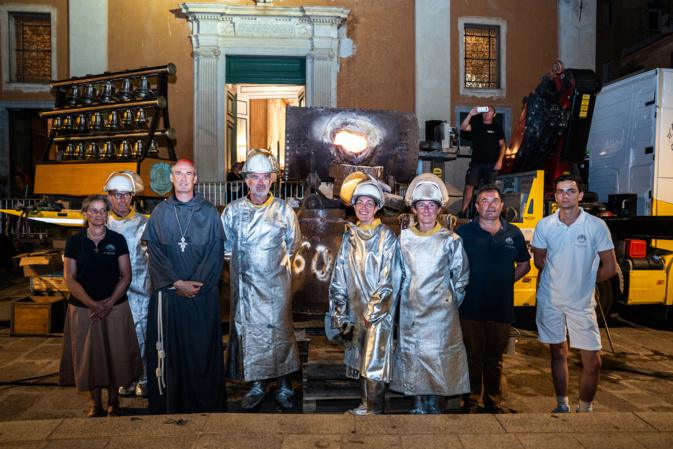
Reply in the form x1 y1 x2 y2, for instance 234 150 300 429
64 228 129 307
456 218 530 323
469 119 505 164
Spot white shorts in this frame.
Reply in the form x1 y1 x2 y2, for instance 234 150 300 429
536 300 602 351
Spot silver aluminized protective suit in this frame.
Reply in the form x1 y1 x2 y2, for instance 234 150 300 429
328 220 402 382
222 195 302 382
106 209 151 363
390 224 471 396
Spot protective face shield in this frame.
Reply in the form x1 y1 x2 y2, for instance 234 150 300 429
103 171 144 194
339 172 384 208
405 173 449 208
242 149 279 178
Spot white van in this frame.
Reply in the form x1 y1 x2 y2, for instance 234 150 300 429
587 68 673 218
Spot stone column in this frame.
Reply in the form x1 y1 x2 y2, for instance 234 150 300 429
192 46 224 181
558 0 596 70
308 14 343 107
415 0 451 131
309 48 337 107
69 0 107 77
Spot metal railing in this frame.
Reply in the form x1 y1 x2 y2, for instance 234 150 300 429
0 198 49 240
196 180 305 207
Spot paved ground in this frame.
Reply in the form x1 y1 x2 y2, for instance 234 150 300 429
2 412 673 449
2 268 673 448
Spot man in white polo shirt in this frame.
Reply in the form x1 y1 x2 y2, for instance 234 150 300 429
532 175 617 413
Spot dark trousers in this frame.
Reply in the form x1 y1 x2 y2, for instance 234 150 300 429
460 318 511 407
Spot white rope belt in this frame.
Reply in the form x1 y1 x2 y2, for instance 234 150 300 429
155 290 167 395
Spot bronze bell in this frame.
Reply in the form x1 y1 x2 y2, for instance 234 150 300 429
80 83 96 105
100 140 115 159
117 78 133 101
85 142 100 159
105 110 120 130
134 108 147 128
88 112 103 130
55 144 66 161
134 76 152 100
63 143 75 159
66 85 80 106
99 81 115 103
121 109 134 128
75 114 88 131
131 139 145 159
147 138 159 156
52 116 62 131
117 140 131 158
62 115 73 130
74 142 86 159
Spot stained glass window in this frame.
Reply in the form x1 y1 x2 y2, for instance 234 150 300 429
464 24 499 89
11 13 51 83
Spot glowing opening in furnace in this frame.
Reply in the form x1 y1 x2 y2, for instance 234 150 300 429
334 130 368 154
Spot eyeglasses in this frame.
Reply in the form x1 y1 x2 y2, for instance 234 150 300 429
555 189 579 196
87 208 108 215
111 192 132 199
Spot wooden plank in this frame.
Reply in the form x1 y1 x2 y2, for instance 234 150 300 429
31 276 69 293
35 161 138 196
34 158 167 197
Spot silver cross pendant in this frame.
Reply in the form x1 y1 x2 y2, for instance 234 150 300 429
178 236 188 252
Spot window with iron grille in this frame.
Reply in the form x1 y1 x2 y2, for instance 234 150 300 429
464 24 500 89
10 12 51 83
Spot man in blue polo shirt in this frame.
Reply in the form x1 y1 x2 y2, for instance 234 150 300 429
457 184 531 413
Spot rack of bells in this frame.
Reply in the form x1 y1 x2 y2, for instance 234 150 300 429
35 64 178 198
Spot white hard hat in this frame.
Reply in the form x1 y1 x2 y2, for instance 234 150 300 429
103 171 144 194
242 149 279 175
352 181 384 208
339 171 385 208
405 173 449 208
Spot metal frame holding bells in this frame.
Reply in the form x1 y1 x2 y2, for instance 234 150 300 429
34 64 178 197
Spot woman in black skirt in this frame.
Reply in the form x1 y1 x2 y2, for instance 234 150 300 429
60 195 142 417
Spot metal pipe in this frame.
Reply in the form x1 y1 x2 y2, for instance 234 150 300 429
40 97 166 118
53 128 176 143
50 64 176 88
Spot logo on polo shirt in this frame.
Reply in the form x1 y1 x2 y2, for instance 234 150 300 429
103 244 116 255
577 234 587 244
505 237 514 245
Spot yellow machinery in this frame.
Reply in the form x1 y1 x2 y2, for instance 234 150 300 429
503 168 673 314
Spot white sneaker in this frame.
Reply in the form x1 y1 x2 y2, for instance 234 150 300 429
135 381 148 398
118 382 137 397
551 404 570 413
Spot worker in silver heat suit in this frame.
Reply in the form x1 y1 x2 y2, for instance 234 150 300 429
390 173 471 414
328 172 402 415
103 171 151 398
222 149 302 410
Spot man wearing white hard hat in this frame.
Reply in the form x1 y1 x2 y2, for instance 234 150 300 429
221 149 302 410
103 171 151 398
328 172 401 415
390 173 471 414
